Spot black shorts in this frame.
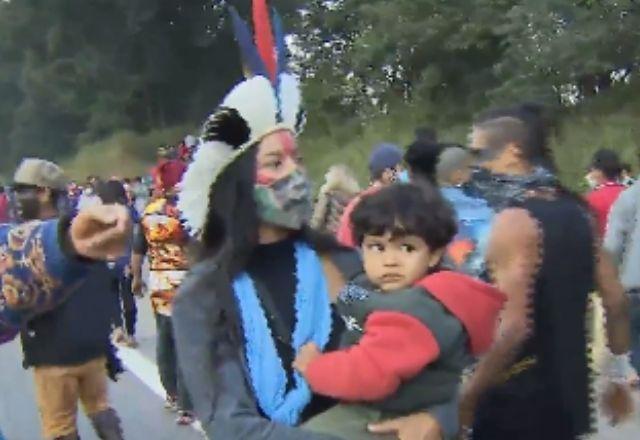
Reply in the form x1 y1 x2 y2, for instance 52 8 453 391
472 369 588 440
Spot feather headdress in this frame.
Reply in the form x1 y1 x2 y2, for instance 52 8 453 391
178 0 305 237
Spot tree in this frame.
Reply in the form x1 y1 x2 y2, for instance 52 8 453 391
0 0 301 172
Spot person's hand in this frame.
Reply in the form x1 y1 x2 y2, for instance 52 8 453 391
601 381 634 425
70 204 131 260
293 342 321 375
368 412 442 440
131 275 144 298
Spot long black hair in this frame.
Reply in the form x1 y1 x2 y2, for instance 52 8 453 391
196 144 261 275
193 143 347 344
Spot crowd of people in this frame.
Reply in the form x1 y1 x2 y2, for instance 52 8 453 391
1 2 640 440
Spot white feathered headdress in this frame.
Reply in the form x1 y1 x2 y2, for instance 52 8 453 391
178 0 305 237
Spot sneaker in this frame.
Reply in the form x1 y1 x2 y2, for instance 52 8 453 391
176 411 195 426
164 395 178 412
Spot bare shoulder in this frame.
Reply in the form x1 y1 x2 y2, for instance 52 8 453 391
486 208 542 276
491 208 540 244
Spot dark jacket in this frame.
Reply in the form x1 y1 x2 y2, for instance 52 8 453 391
173 246 459 440
21 264 118 368
305 272 505 415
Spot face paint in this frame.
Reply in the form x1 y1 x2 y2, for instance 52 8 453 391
254 170 313 230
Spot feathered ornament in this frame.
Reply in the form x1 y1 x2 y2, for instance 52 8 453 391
253 0 277 82
229 7 268 79
272 9 288 76
178 0 305 237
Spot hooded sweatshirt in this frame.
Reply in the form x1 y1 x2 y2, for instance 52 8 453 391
304 271 505 414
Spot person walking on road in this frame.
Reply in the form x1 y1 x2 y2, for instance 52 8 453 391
131 159 194 426
12 158 125 440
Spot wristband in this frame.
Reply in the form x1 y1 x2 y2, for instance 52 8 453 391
604 352 635 384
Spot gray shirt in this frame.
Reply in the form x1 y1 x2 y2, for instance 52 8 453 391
604 181 640 291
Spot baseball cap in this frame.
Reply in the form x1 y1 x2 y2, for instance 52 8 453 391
368 143 403 178
13 158 67 191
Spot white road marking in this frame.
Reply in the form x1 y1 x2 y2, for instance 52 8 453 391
118 346 207 437
117 346 166 399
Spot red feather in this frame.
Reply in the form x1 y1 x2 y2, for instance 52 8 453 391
252 0 277 83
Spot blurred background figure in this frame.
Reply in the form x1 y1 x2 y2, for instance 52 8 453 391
131 159 194 426
77 175 102 211
178 135 198 163
131 176 151 217
621 162 635 186
95 179 140 349
336 143 404 247
12 158 124 440
0 185 9 223
311 164 360 235
436 144 494 275
585 148 625 238
404 139 443 186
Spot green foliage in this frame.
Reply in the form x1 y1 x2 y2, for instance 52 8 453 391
0 0 298 172
61 124 195 180
301 78 640 190
295 0 640 125
1 0 640 189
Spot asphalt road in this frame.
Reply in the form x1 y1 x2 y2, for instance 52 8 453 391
1 294 639 439
0 297 203 440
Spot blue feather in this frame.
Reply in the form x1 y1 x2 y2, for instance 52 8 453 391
272 8 289 75
229 6 267 78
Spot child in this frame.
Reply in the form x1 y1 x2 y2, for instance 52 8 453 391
293 184 506 439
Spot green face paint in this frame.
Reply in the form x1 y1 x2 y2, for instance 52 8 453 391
254 170 313 230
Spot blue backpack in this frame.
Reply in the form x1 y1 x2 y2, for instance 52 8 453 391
441 187 495 279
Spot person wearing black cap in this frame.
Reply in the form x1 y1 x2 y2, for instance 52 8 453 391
336 143 404 247
95 180 140 348
585 148 626 238
403 140 443 186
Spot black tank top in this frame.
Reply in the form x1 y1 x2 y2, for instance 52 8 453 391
513 191 595 436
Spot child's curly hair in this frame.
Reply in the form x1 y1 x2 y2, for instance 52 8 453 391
351 183 457 250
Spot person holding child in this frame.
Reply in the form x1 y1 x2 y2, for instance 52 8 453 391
171 1 454 439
